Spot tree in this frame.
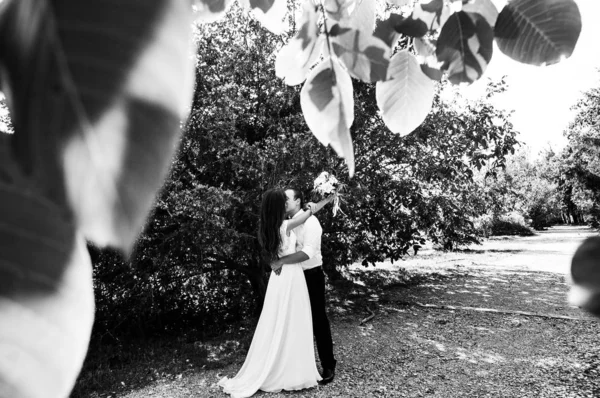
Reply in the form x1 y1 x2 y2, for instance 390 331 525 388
0 0 584 396
559 76 600 225
477 146 565 232
89 7 520 343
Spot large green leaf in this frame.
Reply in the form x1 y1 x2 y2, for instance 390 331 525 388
389 0 450 39
327 0 376 33
416 0 450 31
570 237 600 317
0 1 194 396
193 0 236 23
387 0 411 5
0 179 94 398
0 0 195 250
275 1 322 86
392 14 428 38
195 0 286 31
462 0 498 29
373 13 403 48
414 37 443 81
494 0 581 66
331 27 391 83
324 0 354 22
243 0 288 34
349 0 376 33
300 58 355 176
376 50 435 135
436 11 493 84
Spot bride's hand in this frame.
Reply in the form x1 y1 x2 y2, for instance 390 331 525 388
271 260 283 275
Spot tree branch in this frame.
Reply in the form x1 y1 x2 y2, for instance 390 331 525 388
359 306 376 325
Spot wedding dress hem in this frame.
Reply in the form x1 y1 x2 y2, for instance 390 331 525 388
219 377 320 397
261 378 321 392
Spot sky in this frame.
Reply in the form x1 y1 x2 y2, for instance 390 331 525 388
460 0 600 156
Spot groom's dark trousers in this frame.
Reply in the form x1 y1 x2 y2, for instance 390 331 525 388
304 266 336 370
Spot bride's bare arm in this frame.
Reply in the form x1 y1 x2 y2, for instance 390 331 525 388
271 196 334 274
285 195 334 233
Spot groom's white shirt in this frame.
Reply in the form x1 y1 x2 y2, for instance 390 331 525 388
291 211 322 270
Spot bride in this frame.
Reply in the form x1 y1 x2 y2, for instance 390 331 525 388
218 188 333 398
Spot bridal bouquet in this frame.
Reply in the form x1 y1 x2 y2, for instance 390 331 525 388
313 171 345 216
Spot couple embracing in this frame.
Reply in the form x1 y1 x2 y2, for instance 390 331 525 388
219 188 337 397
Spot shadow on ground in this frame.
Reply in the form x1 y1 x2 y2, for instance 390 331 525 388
72 266 462 398
72 226 600 398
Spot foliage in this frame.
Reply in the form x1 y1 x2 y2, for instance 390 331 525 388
0 93 12 134
477 147 564 231
0 0 583 396
88 6 521 343
475 212 534 237
196 0 582 174
566 75 600 321
0 1 195 396
560 77 600 227
350 79 520 250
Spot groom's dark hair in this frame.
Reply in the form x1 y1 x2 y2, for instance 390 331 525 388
287 187 305 208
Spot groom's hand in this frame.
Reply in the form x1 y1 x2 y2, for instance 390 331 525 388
305 202 317 213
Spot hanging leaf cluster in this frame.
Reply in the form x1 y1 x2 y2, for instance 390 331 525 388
195 0 582 176
0 0 195 396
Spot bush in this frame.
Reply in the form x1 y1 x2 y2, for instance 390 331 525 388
475 212 535 237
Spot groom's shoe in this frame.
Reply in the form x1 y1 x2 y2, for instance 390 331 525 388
319 368 335 385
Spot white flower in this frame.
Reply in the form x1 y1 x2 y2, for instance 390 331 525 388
313 171 338 196
313 171 345 217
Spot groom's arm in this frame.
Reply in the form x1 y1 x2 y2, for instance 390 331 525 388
276 251 309 265
271 250 309 273
277 218 321 266
272 218 321 270
271 251 308 274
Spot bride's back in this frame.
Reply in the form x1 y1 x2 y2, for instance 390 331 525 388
278 220 297 257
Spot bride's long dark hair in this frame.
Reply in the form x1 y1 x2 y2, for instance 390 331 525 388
258 188 286 262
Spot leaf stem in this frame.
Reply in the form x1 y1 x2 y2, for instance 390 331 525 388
320 2 337 85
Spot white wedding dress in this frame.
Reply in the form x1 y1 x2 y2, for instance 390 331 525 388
218 221 321 397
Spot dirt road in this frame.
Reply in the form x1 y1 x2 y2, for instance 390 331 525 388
407 225 596 275
333 225 600 398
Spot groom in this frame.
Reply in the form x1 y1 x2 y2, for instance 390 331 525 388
274 188 337 384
